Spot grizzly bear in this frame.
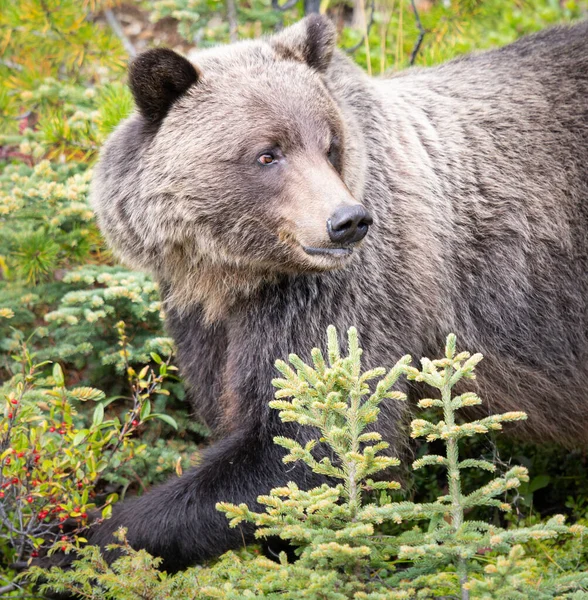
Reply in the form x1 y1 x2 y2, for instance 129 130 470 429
89 15 588 571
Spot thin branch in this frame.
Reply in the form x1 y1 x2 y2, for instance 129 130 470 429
0 59 23 72
226 0 238 43
272 0 298 11
303 0 321 13
408 0 426 66
104 9 137 58
0 583 17 595
360 0 372 75
345 0 376 55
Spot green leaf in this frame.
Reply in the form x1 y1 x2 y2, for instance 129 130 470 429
92 404 104 427
106 492 119 505
69 387 106 402
52 363 65 386
140 399 151 421
149 413 178 430
528 474 551 493
72 431 86 446
150 352 163 364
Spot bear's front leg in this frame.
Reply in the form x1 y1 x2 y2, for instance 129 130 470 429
86 428 321 572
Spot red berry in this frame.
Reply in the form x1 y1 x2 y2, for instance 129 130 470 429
17 452 25 458
59 515 67 522
31 551 39 558
5 458 10 465
61 535 67 541
7 413 13 419
132 419 139 427
38 511 48 519
77 482 83 488
81 512 87 519
11 477 18 484
59 429 66 435
10 399 18 405
0 492 4 498
61 545 67 551
49 427 56 433
34 456 40 463
26 495 33 503
18 115 29 135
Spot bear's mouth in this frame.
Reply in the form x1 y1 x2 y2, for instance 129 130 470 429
303 246 354 258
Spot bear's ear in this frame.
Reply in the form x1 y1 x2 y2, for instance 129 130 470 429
271 14 337 73
128 48 199 124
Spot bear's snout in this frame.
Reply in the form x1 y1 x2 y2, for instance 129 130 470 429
327 204 373 245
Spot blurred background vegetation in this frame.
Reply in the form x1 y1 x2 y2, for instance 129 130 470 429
1 0 588 595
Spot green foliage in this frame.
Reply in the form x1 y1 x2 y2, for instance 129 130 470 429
101 438 200 494
148 0 291 45
30 529 384 600
1 80 133 160
0 0 126 154
42 267 172 370
3 1 588 596
339 0 588 73
0 316 184 594
0 161 173 377
0 340 127 579
30 329 588 598
219 326 411 576
148 0 587 74
392 335 585 596
0 0 122 79
0 160 99 284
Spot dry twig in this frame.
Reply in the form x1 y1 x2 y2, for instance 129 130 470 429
104 8 137 58
408 0 427 65
345 0 376 55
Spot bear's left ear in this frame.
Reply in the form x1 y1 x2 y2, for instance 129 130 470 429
128 48 199 124
271 14 337 73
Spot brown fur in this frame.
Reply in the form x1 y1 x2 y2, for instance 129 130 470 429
87 16 588 570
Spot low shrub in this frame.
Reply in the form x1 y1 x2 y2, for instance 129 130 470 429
28 329 588 598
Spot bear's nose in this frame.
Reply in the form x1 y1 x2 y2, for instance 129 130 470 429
327 205 373 245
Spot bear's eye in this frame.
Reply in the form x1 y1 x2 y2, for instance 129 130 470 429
327 137 341 170
257 152 277 166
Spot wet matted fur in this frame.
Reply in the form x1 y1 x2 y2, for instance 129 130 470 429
89 16 588 570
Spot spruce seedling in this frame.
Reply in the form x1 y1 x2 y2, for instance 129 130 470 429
383 334 588 598
219 326 412 573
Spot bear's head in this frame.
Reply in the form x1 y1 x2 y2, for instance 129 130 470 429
92 15 371 319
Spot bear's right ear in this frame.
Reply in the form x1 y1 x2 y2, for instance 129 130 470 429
128 48 199 124
271 14 337 73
